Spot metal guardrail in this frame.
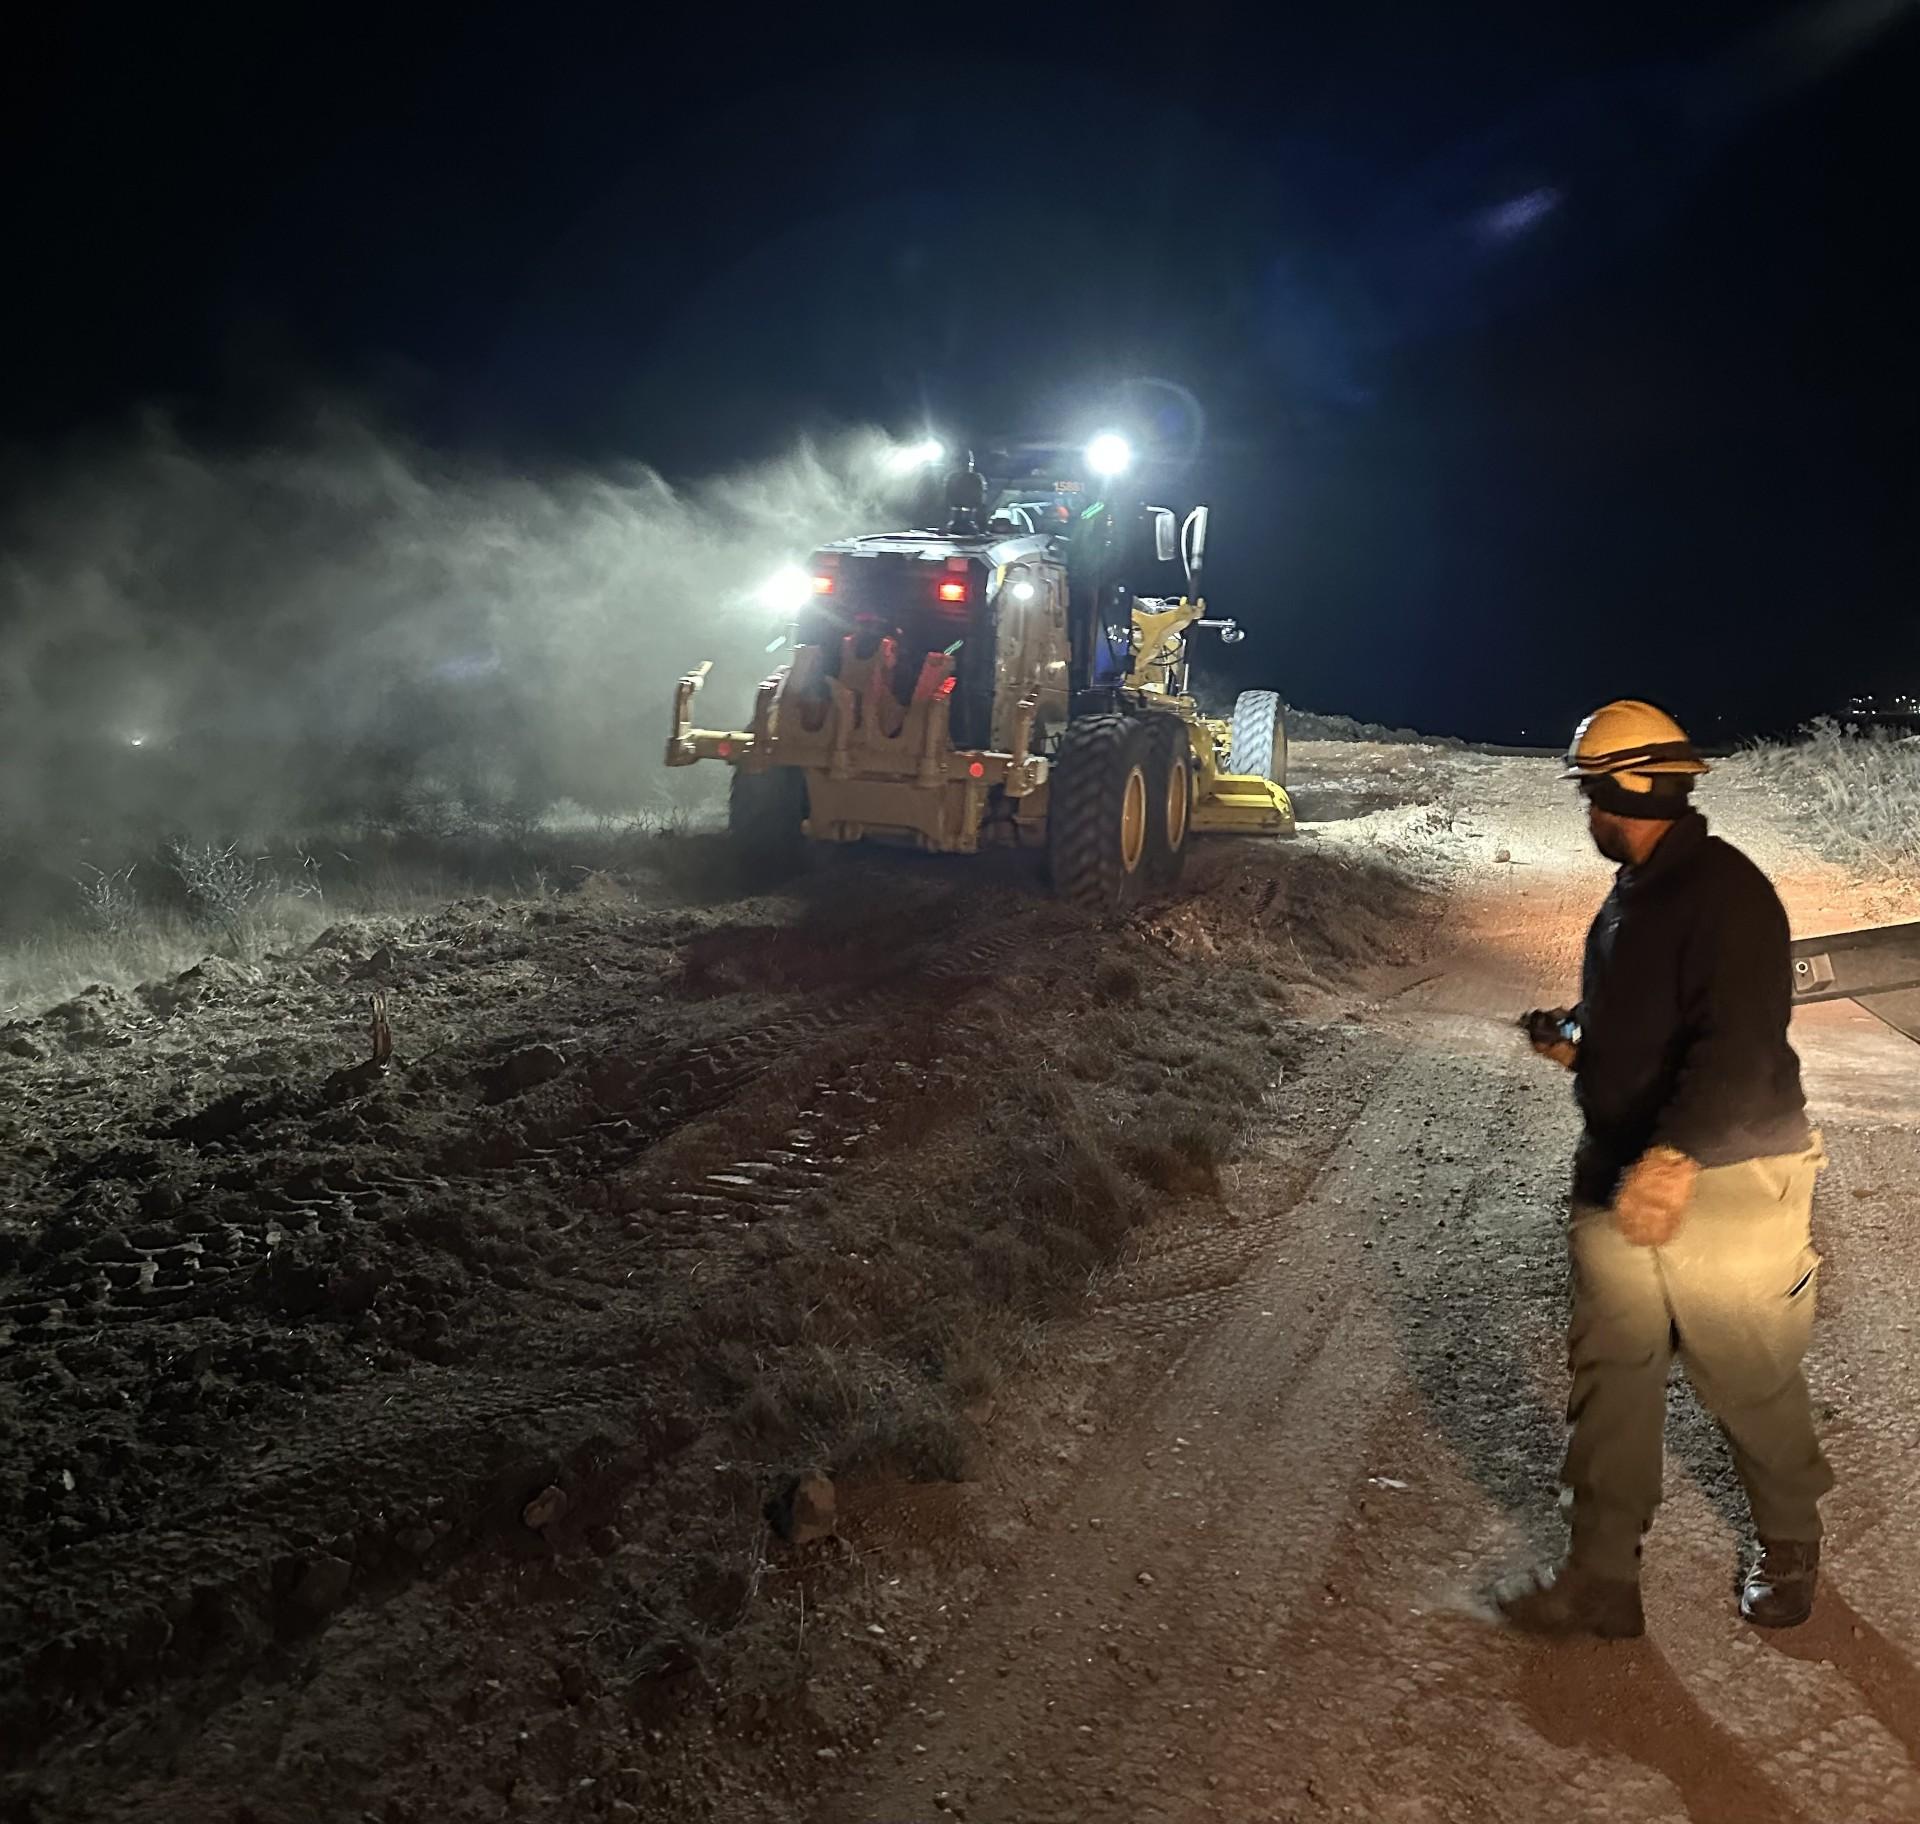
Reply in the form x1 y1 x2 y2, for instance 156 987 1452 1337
1791 922 1920 1044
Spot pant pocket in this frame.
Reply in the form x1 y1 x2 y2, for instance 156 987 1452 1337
1786 1247 1821 1303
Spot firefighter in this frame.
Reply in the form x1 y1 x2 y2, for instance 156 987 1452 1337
1499 699 1832 1638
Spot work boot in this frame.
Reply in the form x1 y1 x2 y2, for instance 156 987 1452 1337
1493 1560 1645 1640
1741 1539 1819 1629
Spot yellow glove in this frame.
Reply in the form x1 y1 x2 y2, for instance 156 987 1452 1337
1614 1145 1698 1247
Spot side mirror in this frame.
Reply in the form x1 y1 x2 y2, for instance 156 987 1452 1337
1150 507 1177 564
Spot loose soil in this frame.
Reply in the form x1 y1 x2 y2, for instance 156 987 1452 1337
3 742 1916 1824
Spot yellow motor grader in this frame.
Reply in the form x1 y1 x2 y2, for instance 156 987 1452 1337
665 436 1293 910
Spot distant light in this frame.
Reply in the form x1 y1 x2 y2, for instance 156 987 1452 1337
967 760 986 779
1476 186 1562 243
888 437 946 474
756 567 816 612
1086 432 1132 477
126 734 147 748
1010 580 1036 603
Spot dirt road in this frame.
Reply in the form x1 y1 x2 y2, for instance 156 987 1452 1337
822 754 1920 1824
3 744 1916 1823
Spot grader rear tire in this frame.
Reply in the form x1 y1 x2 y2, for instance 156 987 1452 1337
728 766 809 881
1048 715 1156 912
1228 689 1288 785
1144 718 1193 887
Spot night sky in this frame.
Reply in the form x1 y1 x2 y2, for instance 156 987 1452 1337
9 0 1918 746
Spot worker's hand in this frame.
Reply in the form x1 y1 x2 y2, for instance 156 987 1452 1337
1520 1008 1579 1070
1613 1145 1699 1248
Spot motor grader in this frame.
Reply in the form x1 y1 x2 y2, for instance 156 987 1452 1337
664 436 1294 910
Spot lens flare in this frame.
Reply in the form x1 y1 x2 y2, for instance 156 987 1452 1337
756 567 817 612
887 438 946 474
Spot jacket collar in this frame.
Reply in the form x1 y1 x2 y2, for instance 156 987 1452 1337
1618 808 1708 893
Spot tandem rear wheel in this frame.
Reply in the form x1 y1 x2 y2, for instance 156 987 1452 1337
1048 714 1191 910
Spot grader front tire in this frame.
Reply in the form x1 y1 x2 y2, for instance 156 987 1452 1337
1228 689 1288 786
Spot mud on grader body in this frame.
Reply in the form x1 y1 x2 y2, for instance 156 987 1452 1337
666 437 1293 911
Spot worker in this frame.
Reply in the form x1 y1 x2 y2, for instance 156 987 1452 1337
1499 699 1831 1639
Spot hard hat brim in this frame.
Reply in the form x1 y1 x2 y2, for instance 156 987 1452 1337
1562 738 1710 781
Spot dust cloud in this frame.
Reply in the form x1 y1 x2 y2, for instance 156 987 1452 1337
0 409 903 851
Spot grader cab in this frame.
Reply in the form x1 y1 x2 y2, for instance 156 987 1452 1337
665 434 1294 910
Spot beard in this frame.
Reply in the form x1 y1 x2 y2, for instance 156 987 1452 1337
1589 812 1636 864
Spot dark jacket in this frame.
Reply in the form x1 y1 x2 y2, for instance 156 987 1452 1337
1573 810 1810 1205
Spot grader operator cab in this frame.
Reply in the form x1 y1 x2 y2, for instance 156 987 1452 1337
665 433 1294 910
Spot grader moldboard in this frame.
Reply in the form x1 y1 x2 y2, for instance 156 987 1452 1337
666 435 1294 910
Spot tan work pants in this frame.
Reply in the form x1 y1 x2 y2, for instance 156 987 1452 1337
1562 1138 1834 1582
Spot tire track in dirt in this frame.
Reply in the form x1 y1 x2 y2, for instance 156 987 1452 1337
640 919 1049 1227
3 907 1046 1345
0 893 1061 1775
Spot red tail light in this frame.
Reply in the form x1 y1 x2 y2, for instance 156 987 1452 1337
937 580 968 604
811 574 836 594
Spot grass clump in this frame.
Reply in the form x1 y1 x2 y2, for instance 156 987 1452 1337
1743 719 1920 879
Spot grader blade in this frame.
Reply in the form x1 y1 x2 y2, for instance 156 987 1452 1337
1190 775 1296 835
